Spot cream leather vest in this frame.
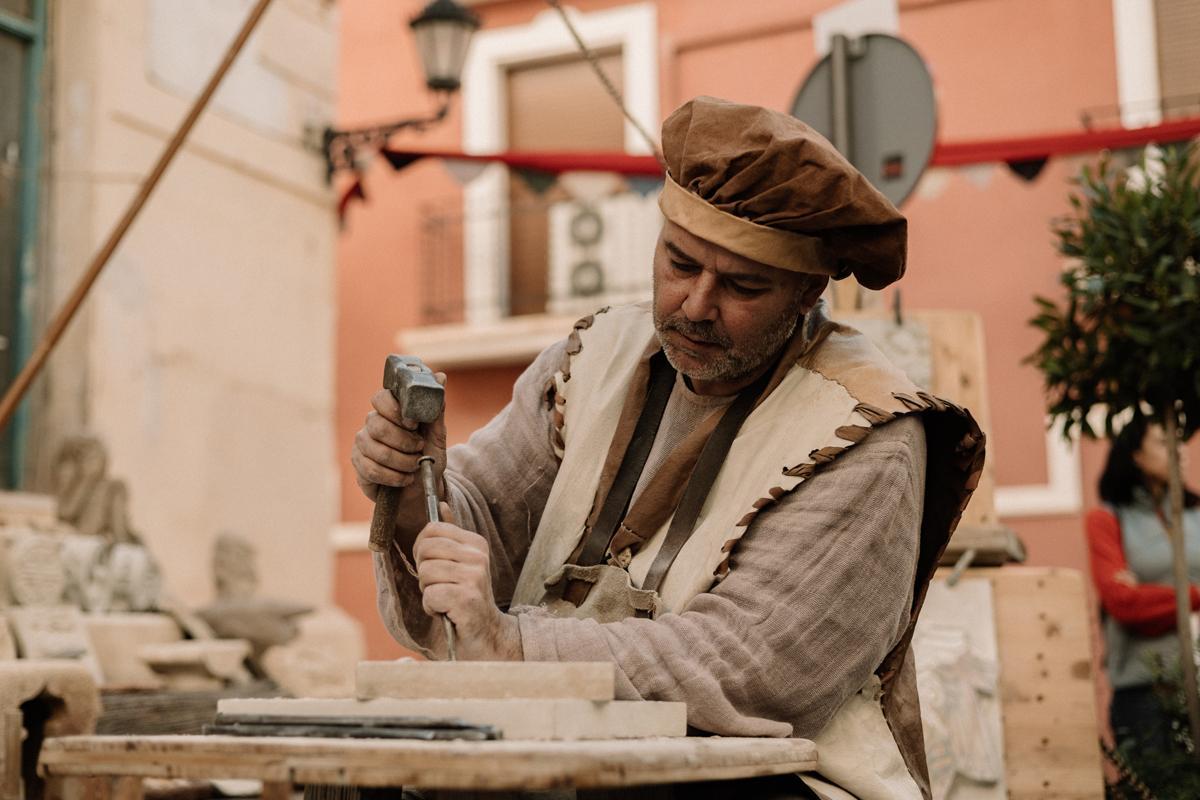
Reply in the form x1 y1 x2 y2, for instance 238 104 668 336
513 303 960 800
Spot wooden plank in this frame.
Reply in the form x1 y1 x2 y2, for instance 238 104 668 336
39 735 817 791
967 567 1106 799
110 776 143 800
918 311 997 531
260 782 292 800
1 710 22 800
842 309 998 532
42 775 107 800
217 698 685 741
355 661 615 701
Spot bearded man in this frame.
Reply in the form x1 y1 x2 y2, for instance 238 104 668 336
351 97 985 800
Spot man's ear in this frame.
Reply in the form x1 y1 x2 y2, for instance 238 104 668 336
798 276 830 313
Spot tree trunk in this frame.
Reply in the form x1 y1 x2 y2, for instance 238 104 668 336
1164 409 1200 757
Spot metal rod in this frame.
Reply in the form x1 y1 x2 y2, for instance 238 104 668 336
0 0 276 435
830 33 852 161
419 456 440 525
419 455 457 661
322 100 450 181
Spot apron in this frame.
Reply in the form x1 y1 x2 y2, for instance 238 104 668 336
514 303 985 800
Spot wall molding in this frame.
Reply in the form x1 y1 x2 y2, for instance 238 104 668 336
1111 0 1162 126
994 422 1083 518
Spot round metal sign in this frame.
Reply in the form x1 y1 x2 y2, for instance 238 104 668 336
791 34 936 207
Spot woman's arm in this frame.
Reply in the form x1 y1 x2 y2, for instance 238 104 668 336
1086 507 1200 637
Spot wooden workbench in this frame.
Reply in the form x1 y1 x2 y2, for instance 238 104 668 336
38 734 818 796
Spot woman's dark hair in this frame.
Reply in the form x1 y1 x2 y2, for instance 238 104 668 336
1098 415 1199 507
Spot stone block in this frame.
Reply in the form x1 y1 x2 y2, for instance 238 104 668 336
0 660 99 800
0 619 14 661
139 640 253 691
356 660 615 701
218 696 687 741
0 492 57 529
84 613 182 689
6 606 100 679
261 607 364 698
4 533 65 606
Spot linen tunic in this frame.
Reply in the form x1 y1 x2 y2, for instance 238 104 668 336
374 336 927 740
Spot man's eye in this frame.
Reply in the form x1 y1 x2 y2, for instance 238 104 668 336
729 282 768 297
671 260 700 274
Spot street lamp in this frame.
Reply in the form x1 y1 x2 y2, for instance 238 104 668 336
322 0 480 180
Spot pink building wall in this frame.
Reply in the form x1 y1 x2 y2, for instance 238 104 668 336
332 0 1200 665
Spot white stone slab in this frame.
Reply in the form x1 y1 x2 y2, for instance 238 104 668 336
914 578 1006 800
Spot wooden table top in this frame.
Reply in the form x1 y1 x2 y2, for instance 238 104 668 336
39 735 818 791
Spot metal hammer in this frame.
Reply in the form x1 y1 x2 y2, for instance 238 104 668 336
367 354 457 659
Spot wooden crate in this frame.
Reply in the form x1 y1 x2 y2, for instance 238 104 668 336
951 566 1104 798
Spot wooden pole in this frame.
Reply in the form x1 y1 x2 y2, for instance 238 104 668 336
1164 409 1200 757
0 0 276 434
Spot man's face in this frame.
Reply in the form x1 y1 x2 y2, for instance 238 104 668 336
652 220 828 395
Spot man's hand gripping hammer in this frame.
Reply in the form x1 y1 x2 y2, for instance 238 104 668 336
367 354 457 660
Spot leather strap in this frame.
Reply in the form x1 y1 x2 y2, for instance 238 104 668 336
640 363 775 594
576 351 677 567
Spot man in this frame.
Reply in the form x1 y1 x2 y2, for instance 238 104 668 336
351 97 985 800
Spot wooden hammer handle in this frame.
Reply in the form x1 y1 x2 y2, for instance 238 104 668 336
368 486 402 552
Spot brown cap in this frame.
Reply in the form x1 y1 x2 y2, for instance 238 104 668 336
658 96 907 289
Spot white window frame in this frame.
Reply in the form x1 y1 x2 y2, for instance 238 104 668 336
459 3 659 325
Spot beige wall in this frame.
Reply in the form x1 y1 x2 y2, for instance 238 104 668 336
29 0 339 606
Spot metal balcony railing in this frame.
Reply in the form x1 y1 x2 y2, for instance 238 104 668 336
417 188 662 326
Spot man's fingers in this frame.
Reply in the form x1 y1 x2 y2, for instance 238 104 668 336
422 583 462 618
413 530 488 567
417 557 486 592
370 389 404 425
351 448 415 489
414 522 487 555
439 501 457 526
363 412 424 453
355 431 423 474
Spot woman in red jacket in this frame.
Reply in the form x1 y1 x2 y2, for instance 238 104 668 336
1087 416 1200 751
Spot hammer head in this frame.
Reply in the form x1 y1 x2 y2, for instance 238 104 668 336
382 355 445 425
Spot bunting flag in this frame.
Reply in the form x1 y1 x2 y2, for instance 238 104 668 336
626 176 665 197
558 171 625 202
442 158 489 185
1006 158 1048 182
514 168 558 195
929 114 1200 169
333 116 1200 220
379 147 664 177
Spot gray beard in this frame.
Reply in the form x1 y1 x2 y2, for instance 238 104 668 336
652 296 805 385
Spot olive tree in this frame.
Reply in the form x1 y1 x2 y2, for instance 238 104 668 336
1029 142 1200 753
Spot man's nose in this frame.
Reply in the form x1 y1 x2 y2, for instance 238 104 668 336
680 273 719 322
